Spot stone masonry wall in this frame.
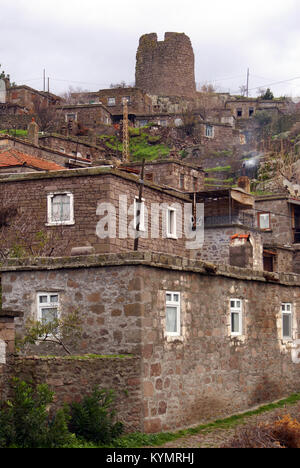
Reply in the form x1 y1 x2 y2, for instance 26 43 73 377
13 356 142 432
135 33 196 98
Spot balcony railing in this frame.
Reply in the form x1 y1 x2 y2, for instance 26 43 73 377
204 213 255 228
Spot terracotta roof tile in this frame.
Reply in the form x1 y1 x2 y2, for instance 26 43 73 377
0 149 64 171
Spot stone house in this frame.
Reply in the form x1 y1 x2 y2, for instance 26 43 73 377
1 252 300 432
56 103 112 131
255 194 300 273
225 98 289 120
0 135 94 169
0 166 197 258
38 133 106 162
0 148 64 174
6 85 61 114
122 159 204 193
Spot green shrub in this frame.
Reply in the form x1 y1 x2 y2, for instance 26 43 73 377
0 379 73 448
68 388 124 444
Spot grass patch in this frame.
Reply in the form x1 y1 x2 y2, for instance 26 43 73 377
205 166 231 172
34 354 133 360
99 131 171 161
0 129 28 137
106 392 300 448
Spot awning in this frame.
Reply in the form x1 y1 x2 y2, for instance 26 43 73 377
288 198 300 207
231 188 254 207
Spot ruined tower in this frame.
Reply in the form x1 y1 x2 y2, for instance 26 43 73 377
135 32 196 98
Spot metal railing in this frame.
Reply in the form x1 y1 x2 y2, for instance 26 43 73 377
204 213 255 228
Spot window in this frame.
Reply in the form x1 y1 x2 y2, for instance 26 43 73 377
230 299 243 336
123 96 131 104
134 197 145 232
37 293 59 325
107 97 116 106
65 113 77 122
166 207 177 239
249 107 254 117
139 120 148 127
282 303 293 340
166 292 180 336
159 120 167 127
258 212 271 230
205 125 214 138
180 173 185 190
237 108 243 117
47 192 74 226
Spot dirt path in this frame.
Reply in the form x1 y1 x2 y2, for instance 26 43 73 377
155 402 300 448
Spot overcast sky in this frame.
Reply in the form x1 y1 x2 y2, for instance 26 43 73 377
1 0 300 98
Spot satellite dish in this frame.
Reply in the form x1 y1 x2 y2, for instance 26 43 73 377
0 79 6 103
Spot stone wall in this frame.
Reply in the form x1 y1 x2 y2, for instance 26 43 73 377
13 355 142 432
38 135 106 161
124 160 204 192
135 33 196 98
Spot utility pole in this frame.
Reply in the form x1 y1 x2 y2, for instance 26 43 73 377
122 97 130 162
246 68 250 97
43 69 46 92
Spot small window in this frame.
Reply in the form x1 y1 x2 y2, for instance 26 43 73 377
166 207 177 239
47 192 74 226
159 120 167 127
107 97 116 106
180 173 185 190
166 292 181 336
282 303 293 340
139 120 148 127
237 108 243 117
258 212 271 230
65 113 77 122
205 125 214 138
134 197 145 232
230 299 243 336
37 293 59 325
123 96 131 104
249 107 254 117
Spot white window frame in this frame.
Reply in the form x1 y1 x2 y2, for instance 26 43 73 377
230 299 243 337
165 292 181 337
37 292 60 332
281 303 293 340
107 97 116 106
134 197 145 232
258 212 271 231
205 124 214 138
166 207 177 239
65 113 77 122
46 192 75 226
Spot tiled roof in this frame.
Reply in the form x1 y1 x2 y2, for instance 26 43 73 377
0 148 64 171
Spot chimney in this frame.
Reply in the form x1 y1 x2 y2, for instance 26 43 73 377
27 118 39 146
237 176 251 193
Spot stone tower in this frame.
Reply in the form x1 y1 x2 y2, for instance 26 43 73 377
135 32 196 98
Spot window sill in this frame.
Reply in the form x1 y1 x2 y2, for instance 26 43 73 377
46 221 75 227
166 235 178 240
165 334 183 342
